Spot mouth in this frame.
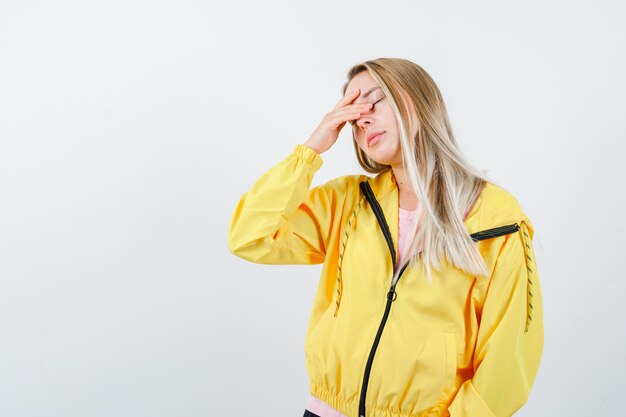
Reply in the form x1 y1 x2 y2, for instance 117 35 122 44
367 131 385 147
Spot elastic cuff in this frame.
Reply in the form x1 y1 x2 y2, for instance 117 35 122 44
293 144 323 171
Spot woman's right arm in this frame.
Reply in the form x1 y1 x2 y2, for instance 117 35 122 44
228 88 373 264
228 144 339 264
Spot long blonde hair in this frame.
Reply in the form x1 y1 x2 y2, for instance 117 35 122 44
342 58 494 284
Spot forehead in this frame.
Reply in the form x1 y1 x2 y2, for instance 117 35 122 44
346 82 383 104
352 86 381 101
346 71 380 93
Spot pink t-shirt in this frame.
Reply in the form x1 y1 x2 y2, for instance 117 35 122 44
397 206 419 268
304 395 349 417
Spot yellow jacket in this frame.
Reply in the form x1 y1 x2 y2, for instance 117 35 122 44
228 144 544 417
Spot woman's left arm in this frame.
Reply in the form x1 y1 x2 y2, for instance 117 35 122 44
448 220 544 417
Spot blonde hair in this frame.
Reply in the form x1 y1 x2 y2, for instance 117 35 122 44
342 58 495 284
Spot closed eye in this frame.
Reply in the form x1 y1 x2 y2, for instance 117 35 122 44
350 97 385 126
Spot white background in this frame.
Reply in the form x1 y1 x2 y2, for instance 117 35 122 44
1 1 624 416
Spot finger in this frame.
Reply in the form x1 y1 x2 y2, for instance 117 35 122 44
330 106 370 120
333 101 372 116
333 88 361 110
330 108 367 127
348 102 373 111
331 103 372 119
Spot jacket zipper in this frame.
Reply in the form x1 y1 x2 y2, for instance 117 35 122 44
470 223 520 241
356 180 520 417
358 181 410 417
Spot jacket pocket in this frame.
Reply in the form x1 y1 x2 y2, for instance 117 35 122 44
367 330 459 411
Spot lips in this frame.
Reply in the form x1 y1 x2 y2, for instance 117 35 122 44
367 131 385 146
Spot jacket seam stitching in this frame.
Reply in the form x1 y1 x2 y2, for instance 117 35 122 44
333 196 365 317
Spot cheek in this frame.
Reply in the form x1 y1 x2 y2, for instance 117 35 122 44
352 132 365 150
383 109 398 132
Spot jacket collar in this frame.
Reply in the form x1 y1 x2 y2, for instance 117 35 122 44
364 168 482 223
367 169 397 202
362 168 529 237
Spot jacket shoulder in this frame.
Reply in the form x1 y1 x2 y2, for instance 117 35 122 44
478 182 531 231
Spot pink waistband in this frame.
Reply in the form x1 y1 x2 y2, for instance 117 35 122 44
305 394 349 417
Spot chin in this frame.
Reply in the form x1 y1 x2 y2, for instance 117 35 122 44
366 147 398 165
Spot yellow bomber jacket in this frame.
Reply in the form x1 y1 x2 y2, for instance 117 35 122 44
228 144 544 417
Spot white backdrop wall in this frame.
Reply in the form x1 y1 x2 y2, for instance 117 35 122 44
1 1 624 416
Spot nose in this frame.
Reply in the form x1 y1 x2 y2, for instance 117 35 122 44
355 111 374 129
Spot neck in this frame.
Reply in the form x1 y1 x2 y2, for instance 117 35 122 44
391 164 418 211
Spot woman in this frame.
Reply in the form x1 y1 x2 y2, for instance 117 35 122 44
228 58 544 417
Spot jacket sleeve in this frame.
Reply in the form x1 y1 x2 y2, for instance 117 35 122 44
448 220 544 417
228 143 343 265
